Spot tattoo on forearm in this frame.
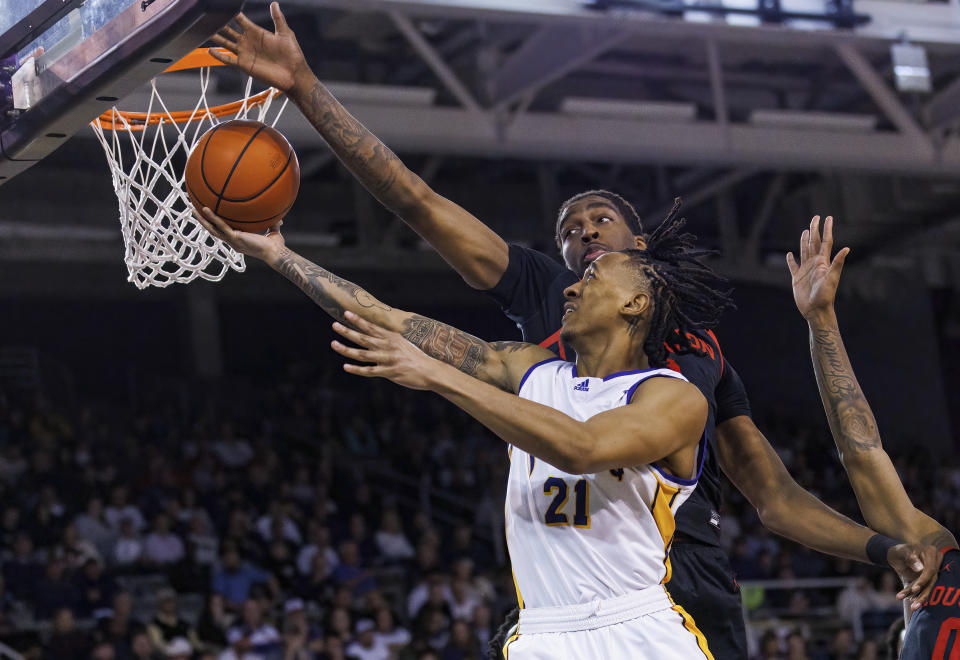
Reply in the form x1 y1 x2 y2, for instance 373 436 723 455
489 341 531 354
811 327 881 454
303 83 405 202
273 248 392 321
401 316 488 377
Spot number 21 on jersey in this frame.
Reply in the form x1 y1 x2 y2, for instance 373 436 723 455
543 477 590 528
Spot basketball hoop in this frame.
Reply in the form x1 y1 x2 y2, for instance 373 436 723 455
90 48 289 289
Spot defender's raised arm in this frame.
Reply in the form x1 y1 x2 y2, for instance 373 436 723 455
209 3 509 290
788 215 957 556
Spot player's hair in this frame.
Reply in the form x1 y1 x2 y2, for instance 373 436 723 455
623 198 735 368
555 189 643 246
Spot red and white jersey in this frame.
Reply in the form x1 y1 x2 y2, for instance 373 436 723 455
506 358 704 610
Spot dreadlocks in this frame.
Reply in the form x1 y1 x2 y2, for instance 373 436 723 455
556 189 643 246
624 198 735 368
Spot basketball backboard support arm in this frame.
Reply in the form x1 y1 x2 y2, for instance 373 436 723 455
0 0 244 185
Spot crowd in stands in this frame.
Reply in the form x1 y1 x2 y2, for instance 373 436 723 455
0 361 954 660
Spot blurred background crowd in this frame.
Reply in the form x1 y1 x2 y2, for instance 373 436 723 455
0 358 952 660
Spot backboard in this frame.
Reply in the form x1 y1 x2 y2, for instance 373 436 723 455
0 0 244 184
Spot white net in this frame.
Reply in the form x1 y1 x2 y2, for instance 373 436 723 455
91 66 289 289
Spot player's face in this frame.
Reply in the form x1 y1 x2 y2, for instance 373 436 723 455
557 195 645 277
560 252 645 343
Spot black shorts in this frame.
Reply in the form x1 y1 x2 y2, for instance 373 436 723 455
666 540 748 660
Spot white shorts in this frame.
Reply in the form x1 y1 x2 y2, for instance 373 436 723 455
502 585 713 660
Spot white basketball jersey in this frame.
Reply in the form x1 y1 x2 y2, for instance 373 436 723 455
505 358 704 610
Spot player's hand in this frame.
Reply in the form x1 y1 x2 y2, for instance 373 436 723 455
786 215 850 322
888 543 943 611
194 207 286 262
209 2 313 95
330 311 444 391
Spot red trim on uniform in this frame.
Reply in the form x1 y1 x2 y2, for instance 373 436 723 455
706 329 724 376
941 547 959 555
539 328 567 360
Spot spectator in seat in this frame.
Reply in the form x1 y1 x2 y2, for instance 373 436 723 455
374 509 414 563
281 598 323 658
373 607 410 655
164 637 193 660
113 517 144 568
143 513 185 567
448 579 479 622
74 557 116 616
146 588 201 653
74 495 115 560
226 598 281 657
196 592 232 654
345 619 389 660
2 531 43 599
47 607 92 660
332 540 375 597
297 523 338 577
34 556 80 620
105 485 145 533
441 620 479 660
212 543 276 610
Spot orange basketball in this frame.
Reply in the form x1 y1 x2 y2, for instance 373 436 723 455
185 119 300 233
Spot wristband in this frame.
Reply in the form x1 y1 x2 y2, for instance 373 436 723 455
866 533 899 566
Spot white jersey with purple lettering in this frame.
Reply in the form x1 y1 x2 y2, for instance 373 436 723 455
502 358 712 659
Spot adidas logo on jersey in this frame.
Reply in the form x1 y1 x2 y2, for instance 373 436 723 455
573 380 590 392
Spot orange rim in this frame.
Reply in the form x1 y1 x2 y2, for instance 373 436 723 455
93 48 282 131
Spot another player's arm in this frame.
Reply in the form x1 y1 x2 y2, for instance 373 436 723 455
195 208 547 390
788 215 957 551
334 317 708 475
210 4 509 289
718 416 885 563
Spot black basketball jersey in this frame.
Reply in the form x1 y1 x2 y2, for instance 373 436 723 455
486 244 752 545
901 548 960 660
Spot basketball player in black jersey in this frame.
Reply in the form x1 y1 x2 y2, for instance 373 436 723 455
208 8 942 657
789 215 957 659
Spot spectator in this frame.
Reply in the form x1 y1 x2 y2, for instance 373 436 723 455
470 605 491 652
74 495 115 560
753 629 780 660
74 557 116 616
332 541 375 597
297 551 336 604
281 598 323 658
829 626 856 660
143 513 185 566
374 509 415 563
448 579 480 622
129 630 156 660
146 588 201 653
212 544 276 609
46 607 92 660
226 599 282 657
325 607 353 644
187 513 220 572
34 556 80 620
348 513 377 566
318 634 346 660
105 485 146 533
114 518 144 567
196 592 232 653
2 531 43 599
786 629 808 660
164 637 193 660
263 538 298 592
91 641 117 660
345 619 389 660
97 591 142 651
441 620 479 660
0 505 21 550
297 523 338 576
373 607 411 654
256 500 302 546
218 628 257 660
212 422 254 470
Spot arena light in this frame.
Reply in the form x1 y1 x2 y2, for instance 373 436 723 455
560 97 697 122
891 42 932 94
749 109 877 132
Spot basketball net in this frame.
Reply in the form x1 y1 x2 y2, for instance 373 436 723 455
90 49 289 289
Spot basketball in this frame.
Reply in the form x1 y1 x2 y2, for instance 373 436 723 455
185 119 300 233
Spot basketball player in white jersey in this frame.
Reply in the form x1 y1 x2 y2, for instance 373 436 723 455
195 204 936 659
196 205 725 658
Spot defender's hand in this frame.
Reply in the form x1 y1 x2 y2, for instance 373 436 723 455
331 312 444 391
209 2 313 95
889 543 943 611
194 207 285 262
786 215 850 321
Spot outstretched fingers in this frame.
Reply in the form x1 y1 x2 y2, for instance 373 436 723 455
821 215 835 257
234 12 259 33
331 321 380 349
207 42 238 65
786 252 799 278
330 339 383 364
829 247 850 279
343 311 391 339
270 2 290 34
809 215 822 256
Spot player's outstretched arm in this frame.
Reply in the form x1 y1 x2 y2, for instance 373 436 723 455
195 208 548 391
333 314 708 475
209 3 509 290
788 215 957 552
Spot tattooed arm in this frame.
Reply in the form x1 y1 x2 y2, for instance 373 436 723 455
789 216 957 550
210 4 509 289
195 207 552 392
